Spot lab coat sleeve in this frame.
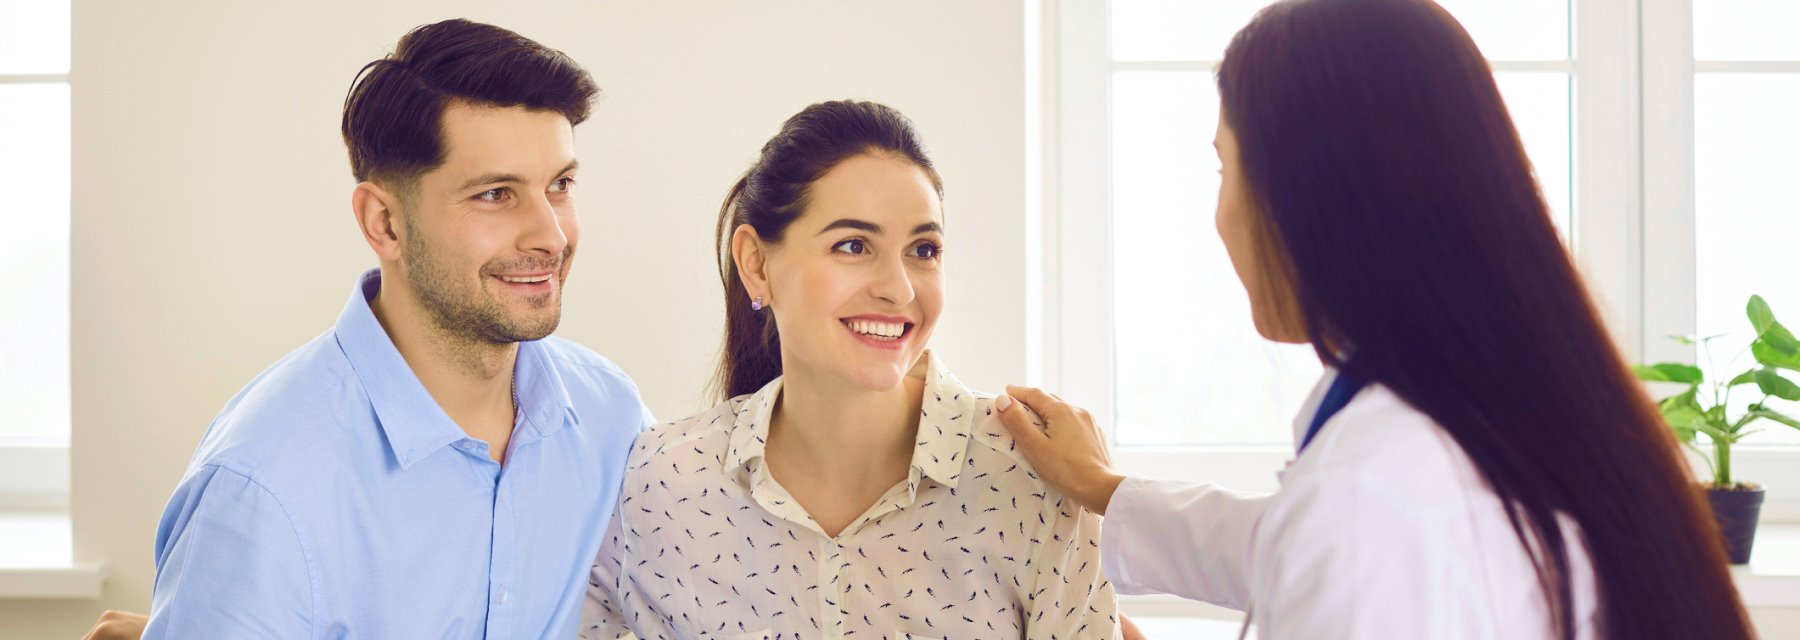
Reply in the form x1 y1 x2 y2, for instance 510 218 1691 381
1253 473 1455 639
1099 476 1272 610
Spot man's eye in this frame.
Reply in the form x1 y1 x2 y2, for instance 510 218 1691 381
477 188 509 202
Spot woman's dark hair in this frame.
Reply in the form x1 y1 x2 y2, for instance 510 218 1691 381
341 19 598 190
1218 1 1750 637
712 100 943 400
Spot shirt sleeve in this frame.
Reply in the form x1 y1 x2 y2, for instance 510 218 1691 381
638 402 657 433
1100 476 1272 609
1024 492 1121 640
144 465 313 639
579 506 638 640
1252 474 1453 639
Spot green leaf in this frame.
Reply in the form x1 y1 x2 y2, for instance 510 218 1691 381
1671 332 1730 345
1753 341 1800 373
1692 419 1731 442
1750 295 1778 334
1754 368 1800 401
1633 363 1705 384
1661 402 1705 428
1728 370 1761 387
1658 386 1700 411
1748 406 1800 431
1762 324 1800 357
1748 295 1800 355
1657 388 1707 441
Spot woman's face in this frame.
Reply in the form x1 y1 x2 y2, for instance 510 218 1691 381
1215 113 1307 344
751 152 946 392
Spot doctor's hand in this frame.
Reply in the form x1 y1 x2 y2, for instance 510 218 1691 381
996 385 1126 516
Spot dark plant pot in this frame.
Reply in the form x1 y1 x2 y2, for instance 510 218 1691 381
1706 485 1766 564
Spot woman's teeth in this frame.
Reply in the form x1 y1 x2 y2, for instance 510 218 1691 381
846 319 906 340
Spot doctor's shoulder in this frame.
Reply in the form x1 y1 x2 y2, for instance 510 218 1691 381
1286 382 1497 516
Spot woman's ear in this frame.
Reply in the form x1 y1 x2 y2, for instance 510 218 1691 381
352 181 405 263
731 224 772 305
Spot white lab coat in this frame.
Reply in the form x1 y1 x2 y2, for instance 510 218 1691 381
1101 369 1599 639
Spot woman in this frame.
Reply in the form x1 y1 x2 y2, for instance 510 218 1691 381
995 1 1753 639
580 101 1124 639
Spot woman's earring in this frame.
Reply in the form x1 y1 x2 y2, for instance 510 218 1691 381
751 296 765 311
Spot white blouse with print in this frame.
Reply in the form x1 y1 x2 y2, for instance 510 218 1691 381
580 355 1119 640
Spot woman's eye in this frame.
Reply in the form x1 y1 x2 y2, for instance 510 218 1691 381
913 243 942 259
832 239 867 255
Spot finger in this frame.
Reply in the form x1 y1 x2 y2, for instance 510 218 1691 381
1120 612 1147 640
995 394 1050 449
1004 385 1067 417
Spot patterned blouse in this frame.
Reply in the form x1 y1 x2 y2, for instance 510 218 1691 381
580 353 1119 639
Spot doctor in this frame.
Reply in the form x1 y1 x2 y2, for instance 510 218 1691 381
995 1 1752 639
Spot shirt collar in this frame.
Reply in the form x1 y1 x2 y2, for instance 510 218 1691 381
513 339 582 444
1292 365 1343 444
911 352 978 489
724 377 779 476
724 350 977 491
333 269 578 469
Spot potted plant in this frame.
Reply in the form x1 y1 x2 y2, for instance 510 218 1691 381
1634 295 1800 564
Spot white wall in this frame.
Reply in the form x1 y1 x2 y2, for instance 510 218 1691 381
0 2 1032 636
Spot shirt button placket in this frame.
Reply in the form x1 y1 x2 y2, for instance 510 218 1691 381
819 538 845 639
487 471 515 638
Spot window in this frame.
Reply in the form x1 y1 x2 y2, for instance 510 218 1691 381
1047 0 1800 513
0 0 72 504
1690 1 1800 445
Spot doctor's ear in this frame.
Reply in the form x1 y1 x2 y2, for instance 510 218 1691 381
731 224 773 305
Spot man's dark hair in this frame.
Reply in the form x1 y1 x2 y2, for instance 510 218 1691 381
341 19 598 189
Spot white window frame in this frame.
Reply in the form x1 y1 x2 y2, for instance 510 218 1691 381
0 69 72 509
1641 0 1800 521
1042 0 1800 520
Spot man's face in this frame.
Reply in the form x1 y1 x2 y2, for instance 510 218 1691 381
396 102 580 344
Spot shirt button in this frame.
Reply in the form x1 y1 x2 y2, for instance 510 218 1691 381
495 587 510 604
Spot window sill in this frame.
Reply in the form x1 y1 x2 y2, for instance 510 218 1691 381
1735 521 1800 608
0 511 104 599
1118 522 1800 635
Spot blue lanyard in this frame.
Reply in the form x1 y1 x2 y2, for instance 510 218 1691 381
1297 368 1367 453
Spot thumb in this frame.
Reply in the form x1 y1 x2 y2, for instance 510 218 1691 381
995 394 1049 449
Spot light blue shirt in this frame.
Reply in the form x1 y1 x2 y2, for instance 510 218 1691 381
145 269 651 639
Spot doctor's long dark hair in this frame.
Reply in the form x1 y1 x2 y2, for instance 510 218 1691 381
1219 1 1750 638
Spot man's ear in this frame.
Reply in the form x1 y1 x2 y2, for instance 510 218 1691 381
731 224 773 305
352 181 405 262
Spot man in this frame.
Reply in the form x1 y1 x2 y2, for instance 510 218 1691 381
115 19 648 639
